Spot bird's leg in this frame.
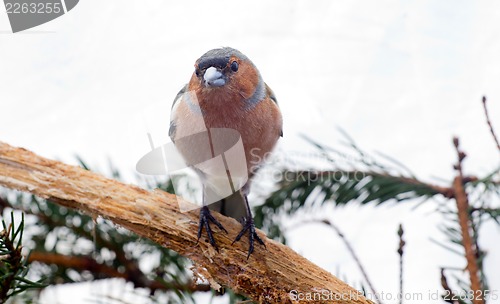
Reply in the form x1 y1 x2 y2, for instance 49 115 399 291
232 194 265 259
197 188 227 251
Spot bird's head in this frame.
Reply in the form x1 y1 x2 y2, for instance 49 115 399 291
191 47 262 101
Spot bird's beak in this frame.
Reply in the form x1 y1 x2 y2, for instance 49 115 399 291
203 66 226 87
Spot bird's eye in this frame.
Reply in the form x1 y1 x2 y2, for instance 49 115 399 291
230 61 239 72
195 69 200 77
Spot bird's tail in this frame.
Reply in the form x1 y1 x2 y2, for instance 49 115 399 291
209 191 247 221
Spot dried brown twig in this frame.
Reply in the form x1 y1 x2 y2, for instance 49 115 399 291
440 269 461 304
27 251 211 293
452 137 484 304
397 224 405 304
290 219 382 304
482 96 500 153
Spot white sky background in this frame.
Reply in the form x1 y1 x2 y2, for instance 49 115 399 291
1 0 500 303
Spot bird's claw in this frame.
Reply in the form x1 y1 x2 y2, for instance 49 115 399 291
198 206 228 251
232 216 265 259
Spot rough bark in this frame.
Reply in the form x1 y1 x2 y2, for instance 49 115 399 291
0 141 374 304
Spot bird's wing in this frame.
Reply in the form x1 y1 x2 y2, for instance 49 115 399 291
265 82 278 105
265 83 283 137
169 84 188 142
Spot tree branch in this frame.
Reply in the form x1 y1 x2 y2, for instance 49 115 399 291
397 224 405 304
0 141 374 304
320 220 383 304
28 251 211 293
452 137 484 304
440 269 462 304
482 96 500 153
302 170 455 199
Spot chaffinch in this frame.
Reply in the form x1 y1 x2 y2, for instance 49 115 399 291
169 47 283 258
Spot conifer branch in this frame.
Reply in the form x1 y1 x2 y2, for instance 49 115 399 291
0 141 374 304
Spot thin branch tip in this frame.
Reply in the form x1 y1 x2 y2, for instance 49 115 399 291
481 95 500 153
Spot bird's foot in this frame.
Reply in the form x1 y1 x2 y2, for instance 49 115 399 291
198 206 228 251
232 216 265 259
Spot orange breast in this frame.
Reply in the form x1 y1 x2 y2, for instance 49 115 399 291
174 86 282 176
